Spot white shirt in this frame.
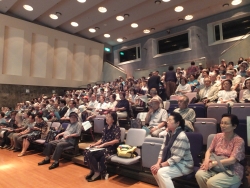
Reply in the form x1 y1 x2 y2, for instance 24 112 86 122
96 102 108 110
175 84 191 93
107 101 118 109
88 100 98 109
217 90 237 103
64 107 78 118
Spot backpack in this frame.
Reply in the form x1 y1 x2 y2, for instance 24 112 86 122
117 144 137 158
130 118 142 129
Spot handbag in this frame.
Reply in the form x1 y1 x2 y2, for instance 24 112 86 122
209 153 234 177
117 144 137 158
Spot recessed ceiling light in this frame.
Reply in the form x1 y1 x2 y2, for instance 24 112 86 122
155 0 161 4
162 0 171 2
178 18 184 21
117 38 123 42
131 23 138 28
77 0 86 3
50 14 58 20
231 0 242 5
71 22 79 27
23 5 33 11
124 14 130 18
223 3 229 7
185 15 193 20
98 7 107 13
175 6 184 12
151 28 155 31
143 29 150 34
116 16 124 21
104 34 110 38
89 28 96 33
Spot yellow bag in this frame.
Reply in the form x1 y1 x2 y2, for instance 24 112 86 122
117 144 137 158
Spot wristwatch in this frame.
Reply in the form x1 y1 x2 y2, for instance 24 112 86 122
159 163 163 168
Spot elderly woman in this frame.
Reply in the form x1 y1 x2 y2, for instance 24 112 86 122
217 79 237 106
240 79 250 103
85 112 121 182
196 114 245 188
151 112 194 188
175 77 191 95
18 114 48 157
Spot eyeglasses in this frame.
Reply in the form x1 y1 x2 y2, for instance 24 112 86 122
220 122 231 125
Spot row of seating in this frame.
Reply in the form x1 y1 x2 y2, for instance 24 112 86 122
108 128 241 188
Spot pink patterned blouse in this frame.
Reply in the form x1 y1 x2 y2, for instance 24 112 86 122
209 133 245 179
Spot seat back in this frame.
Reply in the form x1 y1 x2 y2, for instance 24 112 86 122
195 118 217 124
120 127 126 143
126 128 146 147
170 95 179 100
231 104 250 121
194 122 217 145
142 137 163 168
61 123 69 130
186 92 197 104
51 122 61 131
207 104 228 123
163 101 170 111
188 104 206 118
93 115 106 133
168 104 178 114
137 112 148 125
186 132 203 167
207 134 215 149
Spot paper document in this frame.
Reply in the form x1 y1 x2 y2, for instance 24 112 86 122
85 146 105 152
82 121 92 131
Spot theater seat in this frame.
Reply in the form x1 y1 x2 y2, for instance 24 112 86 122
110 128 146 165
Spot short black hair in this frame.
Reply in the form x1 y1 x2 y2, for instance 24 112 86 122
168 66 174 71
228 61 234 66
108 111 118 125
191 61 195 65
170 112 185 130
30 114 36 120
60 99 66 106
0 112 5 118
221 114 239 127
111 94 116 100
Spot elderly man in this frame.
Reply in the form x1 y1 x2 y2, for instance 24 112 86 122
196 78 219 105
148 88 163 108
38 112 82 170
174 95 195 132
145 98 168 137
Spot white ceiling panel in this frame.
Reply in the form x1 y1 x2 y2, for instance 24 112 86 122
0 0 249 46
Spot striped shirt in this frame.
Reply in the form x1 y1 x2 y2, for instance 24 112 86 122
158 130 194 172
174 108 195 131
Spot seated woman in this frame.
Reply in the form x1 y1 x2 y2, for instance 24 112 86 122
87 96 108 120
18 114 48 157
217 79 237 106
84 112 121 182
240 79 250 103
151 112 193 188
115 91 130 119
175 77 191 95
107 94 117 111
196 114 245 188
187 74 199 91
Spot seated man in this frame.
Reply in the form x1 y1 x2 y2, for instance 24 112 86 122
60 100 78 122
196 78 219 105
38 112 82 170
115 91 130 119
174 95 195 132
87 94 99 112
148 88 163 108
145 98 168 137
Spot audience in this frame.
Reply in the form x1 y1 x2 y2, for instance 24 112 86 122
217 79 237 106
175 77 191 95
240 79 250 103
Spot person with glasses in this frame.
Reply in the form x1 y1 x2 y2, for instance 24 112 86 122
196 114 245 188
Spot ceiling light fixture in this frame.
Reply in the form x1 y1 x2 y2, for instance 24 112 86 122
77 0 86 3
178 18 184 21
175 6 184 12
131 23 138 28
23 5 33 11
50 12 61 20
71 22 79 27
162 0 171 2
223 3 229 7
89 28 96 33
123 37 127 40
151 28 155 31
155 0 161 4
117 38 123 42
143 29 150 34
98 7 107 13
95 27 100 31
231 0 242 5
185 15 193 20
124 14 130 18
116 16 124 21
104 34 110 38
